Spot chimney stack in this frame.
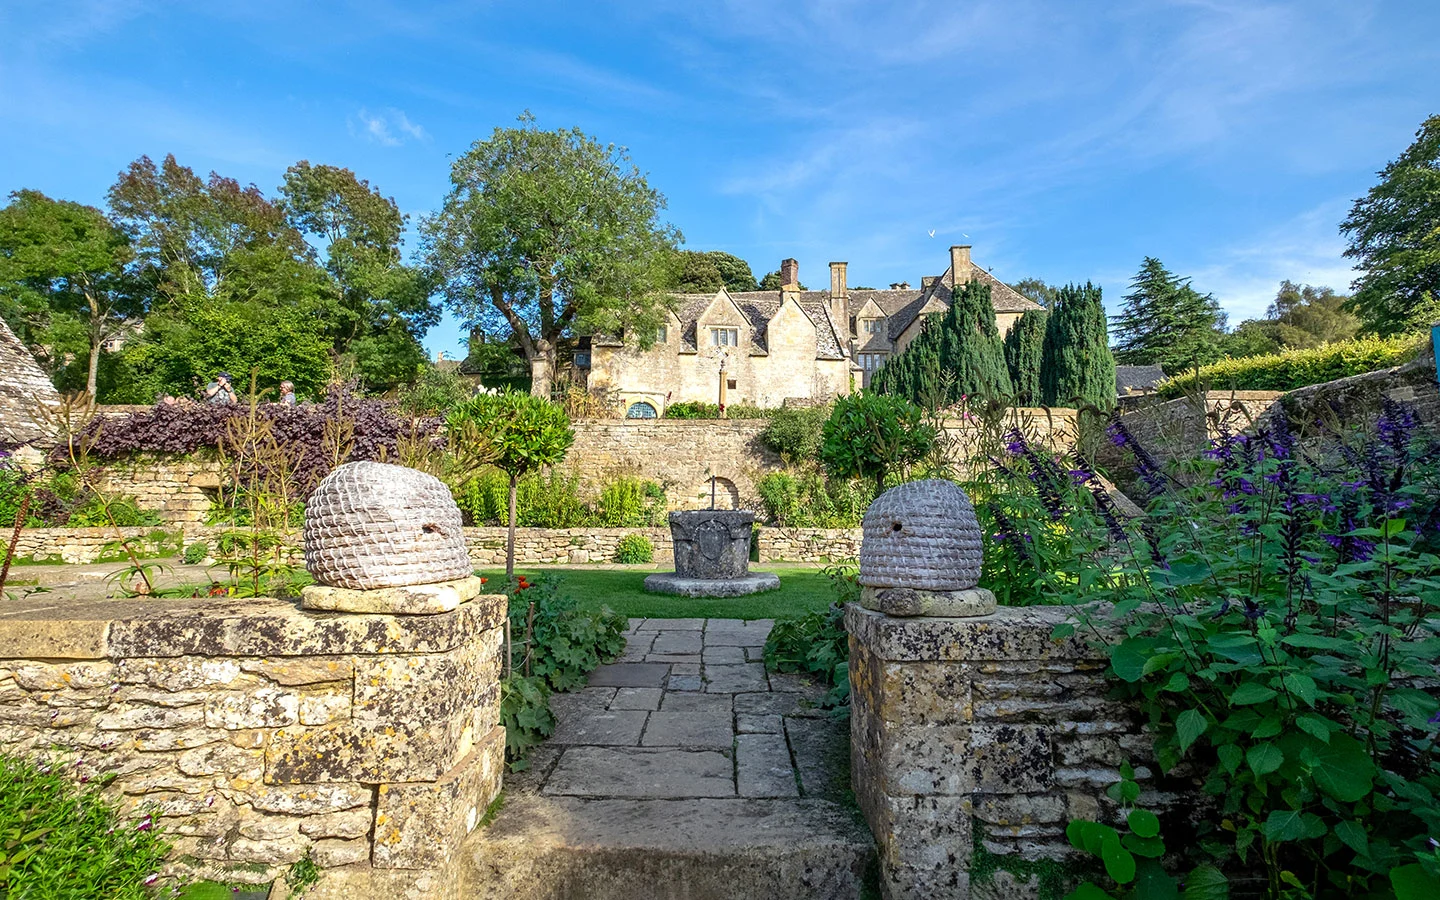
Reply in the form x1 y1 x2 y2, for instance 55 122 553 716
780 258 800 290
828 262 849 339
950 245 973 287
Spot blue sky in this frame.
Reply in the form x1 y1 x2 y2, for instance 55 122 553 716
2 0 1437 358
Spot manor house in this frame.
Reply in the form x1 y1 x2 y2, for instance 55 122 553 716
583 245 1041 417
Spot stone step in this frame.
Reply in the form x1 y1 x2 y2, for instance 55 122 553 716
457 796 877 900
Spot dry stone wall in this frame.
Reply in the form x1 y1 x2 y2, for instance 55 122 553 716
848 604 1148 900
94 455 229 525
0 593 506 899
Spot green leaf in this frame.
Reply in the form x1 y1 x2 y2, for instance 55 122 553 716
1281 672 1318 706
1132 859 1179 900
1175 709 1207 753
1229 682 1278 706
1309 733 1375 803
1217 744 1243 775
1282 633 1352 651
1263 809 1325 842
1182 864 1229 899
1064 884 1116 900
1111 640 1152 683
1162 672 1190 693
1383 517 1407 538
1102 831 1137 884
1128 808 1161 839
1247 743 1284 777
1332 820 1369 857
1123 833 1167 858
1295 714 1333 743
1391 864 1440 900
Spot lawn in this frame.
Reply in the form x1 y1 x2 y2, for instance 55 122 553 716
478 564 843 620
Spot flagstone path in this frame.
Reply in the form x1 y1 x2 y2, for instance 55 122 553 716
459 618 877 899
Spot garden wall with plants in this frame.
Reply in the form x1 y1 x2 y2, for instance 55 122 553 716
0 591 508 898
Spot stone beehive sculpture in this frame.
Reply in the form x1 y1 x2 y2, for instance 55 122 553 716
858 479 994 617
303 461 472 590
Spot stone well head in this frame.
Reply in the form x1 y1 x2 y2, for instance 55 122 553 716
859 479 983 591
303 461 472 590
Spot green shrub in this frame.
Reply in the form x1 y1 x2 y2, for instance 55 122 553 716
755 471 871 528
502 574 627 767
820 392 937 494
0 753 174 899
760 406 829 461
456 468 589 528
762 565 857 708
182 542 209 565
1156 333 1425 398
0 467 27 528
596 477 665 527
614 533 654 564
66 494 162 528
396 364 474 416
663 400 720 419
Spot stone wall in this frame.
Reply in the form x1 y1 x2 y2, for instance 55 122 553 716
756 528 862 563
94 454 229 525
11 525 873 567
0 593 506 899
847 604 1144 900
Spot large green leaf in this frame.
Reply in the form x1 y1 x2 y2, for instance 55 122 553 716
1246 743 1284 777
1391 864 1440 900
1064 884 1116 900
1333 820 1369 857
1132 859 1179 900
1175 709 1207 753
1263 808 1325 842
1102 831 1137 884
1111 639 1153 683
1229 682 1278 706
1182 864 1229 899
1308 733 1375 803
1128 809 1161 839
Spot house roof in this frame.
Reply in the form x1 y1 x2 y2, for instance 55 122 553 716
671 290 848 359
879 265 1043 342
0 318 61 445
1116 365 1168 395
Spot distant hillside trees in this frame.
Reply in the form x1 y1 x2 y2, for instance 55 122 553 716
1003 310 1047 405
1111 257 1226 372
871 281 1012 406
1341 114 1440 336
1221 281 1359 359
1041 282 1115 409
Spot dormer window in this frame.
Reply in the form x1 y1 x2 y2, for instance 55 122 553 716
710 327 739 347
862 318 882 334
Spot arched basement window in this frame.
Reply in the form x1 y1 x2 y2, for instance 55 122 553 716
626 401 658 419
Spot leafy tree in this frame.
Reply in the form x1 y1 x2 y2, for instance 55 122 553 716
1341 114 1440 335
1013 277 1060 309
0 190 139 396
1003 309 1047 404
705 251 758 292
1041 282 1115 409
450 391 574 576
1111 257 1226 372
870 281 1012 406
1220 318 1283 359
1269 280 1358 348
278 162 438 389
106 154 339 401
820 392 936 495
423 113 680 397
672 250 725 293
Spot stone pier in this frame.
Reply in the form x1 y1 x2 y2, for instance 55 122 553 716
0 593 507 899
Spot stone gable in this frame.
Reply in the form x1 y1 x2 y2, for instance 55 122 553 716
0 318 61 445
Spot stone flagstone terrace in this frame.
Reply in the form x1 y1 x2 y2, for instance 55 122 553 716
460 617 878 899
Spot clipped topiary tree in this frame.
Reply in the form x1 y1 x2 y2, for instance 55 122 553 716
1003 309 1047 405
819 392 937 495
1041 282 1115 410
449 391 574 576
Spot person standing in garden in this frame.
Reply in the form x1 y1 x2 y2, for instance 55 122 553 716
204 372 237 405
278 380 296 405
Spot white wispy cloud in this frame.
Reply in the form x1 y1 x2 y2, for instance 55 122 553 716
351 107 428 147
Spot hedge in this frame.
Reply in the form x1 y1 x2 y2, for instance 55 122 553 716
1156 334 1426 398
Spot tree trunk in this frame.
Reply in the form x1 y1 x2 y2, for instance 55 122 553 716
86 333 101 399
506 471 518 578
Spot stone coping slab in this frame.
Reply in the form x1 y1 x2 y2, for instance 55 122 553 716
643 572 780 597
300 575 484 615
0 593 507 660
845 603 1099 662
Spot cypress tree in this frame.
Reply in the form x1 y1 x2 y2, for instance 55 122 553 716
941 281 1013 403
1041 282 1115 410
1003 309 1047 405
1111 257 1225 372
871 282 1013 407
